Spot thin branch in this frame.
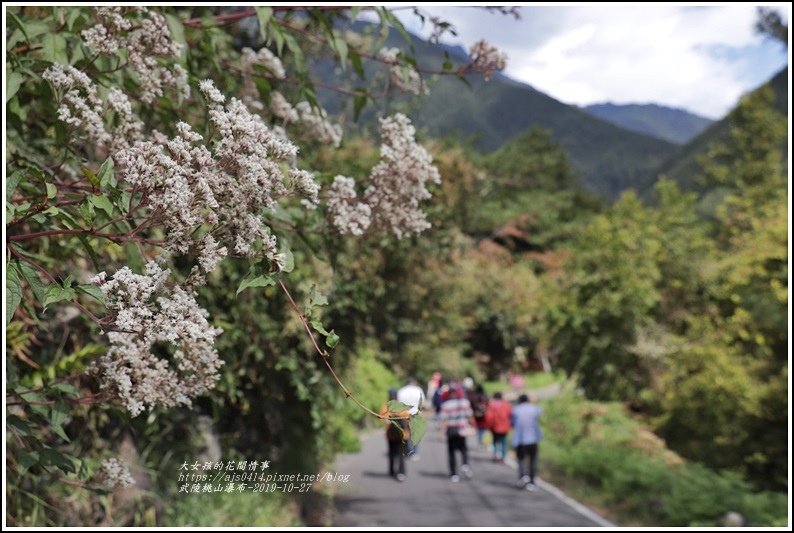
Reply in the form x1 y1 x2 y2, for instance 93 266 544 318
277 278 384 419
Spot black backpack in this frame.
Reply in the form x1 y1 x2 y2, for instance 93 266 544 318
473 393 488 418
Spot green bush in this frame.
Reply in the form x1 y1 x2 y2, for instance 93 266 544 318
327 345 399 453
540 387 788 527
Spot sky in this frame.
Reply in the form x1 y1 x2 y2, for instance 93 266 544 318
383 4 791 121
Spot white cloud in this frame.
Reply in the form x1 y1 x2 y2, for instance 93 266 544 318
392 5 790 120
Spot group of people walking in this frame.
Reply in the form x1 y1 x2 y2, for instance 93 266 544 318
380 374 543 491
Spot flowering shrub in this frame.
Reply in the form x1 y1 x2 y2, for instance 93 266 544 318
5 5 510 522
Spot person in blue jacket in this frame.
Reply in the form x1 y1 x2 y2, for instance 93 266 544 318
510 393 543 491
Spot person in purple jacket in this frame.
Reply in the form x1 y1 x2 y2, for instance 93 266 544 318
510 393 543 491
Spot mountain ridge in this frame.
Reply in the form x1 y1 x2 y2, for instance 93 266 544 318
581 102 714 145
318 19 786 203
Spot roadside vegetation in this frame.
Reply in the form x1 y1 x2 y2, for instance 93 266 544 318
6 6 787 528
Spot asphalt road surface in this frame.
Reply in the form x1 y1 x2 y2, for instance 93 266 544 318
329 414 617 528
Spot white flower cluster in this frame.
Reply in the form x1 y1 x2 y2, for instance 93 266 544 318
326 176 372 236
235 51 342 148
327 114 441 239
240 46 286 79
115 80 319 272
269 91 300 124
90 259 224 417
378 47 429 96
468 39 507 81
295 102 344 148
97 458 136 489
81 6 187 103
42 64 144 156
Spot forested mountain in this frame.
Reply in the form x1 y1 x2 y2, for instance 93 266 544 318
640 66 789 201
581 103 713 144
317 22 680 202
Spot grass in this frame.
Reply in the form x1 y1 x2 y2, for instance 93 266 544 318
533 383 789 527
482 371 564 396
162 488 303 527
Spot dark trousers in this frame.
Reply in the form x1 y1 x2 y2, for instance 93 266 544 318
515 443 539 482
446 433 468 475
388 440 405 476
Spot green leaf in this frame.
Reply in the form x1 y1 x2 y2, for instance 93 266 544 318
88 194 114 218
255 6 273 38
63 7 84 32
54 207 79 230
45 182 57 199
236 265 277 296
409 415 427 446
119 190 132 215
6 414 33 437
97 157 115 188
41 33 69 65
281 32 305 72
52 382 81 398
6 358 17 390
6 267 22 326
325 330 340 348
39 446 76 474
49 400 71 442
309 285 328 307
17 260 47 304
386 400 413 413
6 169 24 201
350 54 365 80
309 318 329 336
17 450 40 475
78 459 90 479
353 90 368 122
333 36 348 69
269 23 285 55
43 282 75 310
50 400 68 428
77 234 101 272
165 13 187 57
124 242 144 273
78 198 95 227
76 283 105 306
379 8 414 53
6 70 23 102
81 166 100 189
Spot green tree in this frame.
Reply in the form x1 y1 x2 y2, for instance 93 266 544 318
654 80 788 491
543 191 663 400
754 7 788 47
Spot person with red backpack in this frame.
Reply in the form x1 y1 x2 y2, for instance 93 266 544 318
485 391 512 463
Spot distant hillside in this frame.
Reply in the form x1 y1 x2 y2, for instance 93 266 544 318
582 103 713 145
317 22 680 203
640 66 789 201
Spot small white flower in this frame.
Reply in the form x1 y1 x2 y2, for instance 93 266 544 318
98 458 136 489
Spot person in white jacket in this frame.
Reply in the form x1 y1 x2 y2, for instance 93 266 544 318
397 376 426 459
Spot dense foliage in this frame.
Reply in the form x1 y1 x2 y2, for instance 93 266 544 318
4 5 788 527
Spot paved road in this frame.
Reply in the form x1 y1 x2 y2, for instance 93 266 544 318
328 413 617 528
